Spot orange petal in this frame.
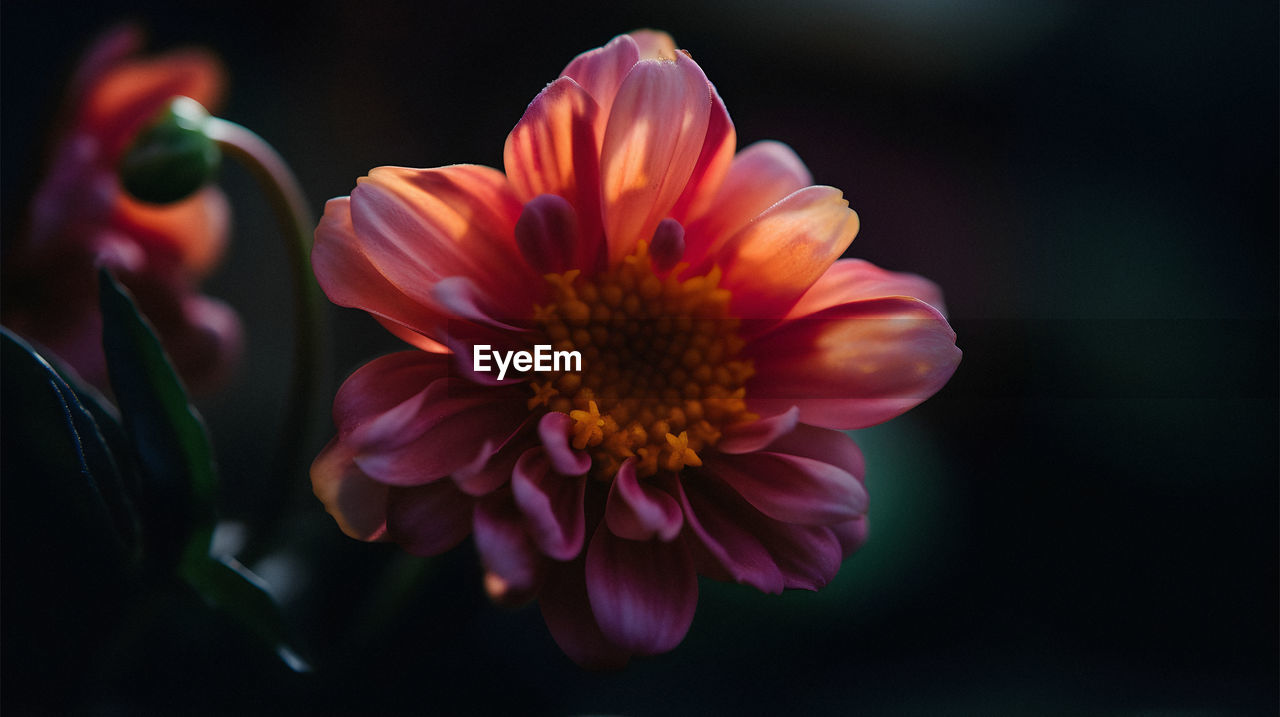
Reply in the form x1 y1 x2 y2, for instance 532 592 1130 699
503 77 603 251
788 258 948 319
684 141 812 265
111 185 229 275
599 55 712 263
718 185 859 318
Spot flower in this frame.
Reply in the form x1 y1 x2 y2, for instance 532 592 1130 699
311 30 960 667
1 25 240 393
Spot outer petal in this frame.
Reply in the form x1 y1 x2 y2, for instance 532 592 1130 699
538 412 592 476
747 297 961 430
683 141 812 266
512 448 587 560
604 460 683 542
474 492 543 596
718 186 860 319
667 82 736 225
832 517 870 559
560 33 641 142
386 480 474 557
331 350 449 433
539 557 631 669
683 472 843 591
585 527 697 655
599 55 712 263
351 378 527 486
348 164 533 316
717 405 799 454
704 444 867 526
504 78 603 255
311 438 388 542
675 478 784 594
788 258 948 318
112 186 229 275
313 197 446 342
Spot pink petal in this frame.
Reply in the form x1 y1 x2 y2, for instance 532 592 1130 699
585 527 697 655
628 30 678 61
717 405 799 454
385 479 474 557
704 441 867 527
513 194 586 275
648 217 686 273
331 350 448 433
348 164 533 315
832 517 870 559
560 33 641 141
675 478 784 594
604 460 683 542
310 437 388 541
683 141 813 267
313 197 446 341
511 448 587 561
474 491 543 595
538 412 592 476
718 185 860 319
352 378 527 486
599 56 712 263
746 296 961 430
374 316 450 353
452 430 530 497
762 522 844 591
539 558 631 669
788 258 948 319
504 78 604 257
667 81 736 225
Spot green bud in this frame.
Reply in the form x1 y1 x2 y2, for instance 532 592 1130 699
119 96 221 204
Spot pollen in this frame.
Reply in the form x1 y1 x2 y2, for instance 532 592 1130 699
531 240 755 479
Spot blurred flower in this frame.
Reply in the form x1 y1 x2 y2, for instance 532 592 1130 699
2 25 240 393
311 30 960 667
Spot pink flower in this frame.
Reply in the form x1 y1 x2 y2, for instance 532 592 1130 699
2 25 240 393
311 30 960 667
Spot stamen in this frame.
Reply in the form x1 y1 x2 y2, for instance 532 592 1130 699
532 241 755 478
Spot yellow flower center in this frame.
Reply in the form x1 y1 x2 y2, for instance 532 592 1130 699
528 241 755 478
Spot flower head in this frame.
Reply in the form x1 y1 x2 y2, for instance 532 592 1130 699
312 30 960 667
2 25 240 393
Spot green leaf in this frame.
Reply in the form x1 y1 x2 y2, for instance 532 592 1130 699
0 328 140 560
0 330 140 697
98 268 217 571
180 554 311 673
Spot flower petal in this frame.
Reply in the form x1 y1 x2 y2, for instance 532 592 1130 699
352 378 527 486
313 197 445 342
832 517 870 559
718 185 859 318
539 557 631 669
474 491 542 595
504 78 603 257
113 186 229 275
675 478 784 594
311 437 388 542
599 55 712 263
511 447 587 560
717 405 799 454
704 430 867 526
560 33 641 141
385 479 474 556
604 460 683 542
538 412 592 476
585 526 697 655
789 258 948 318
348 164 532 314
331 350 448 432
667 82 736 225
683 141 812 266
747 296 961 429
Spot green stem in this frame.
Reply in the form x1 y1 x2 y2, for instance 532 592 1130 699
206 119 325 561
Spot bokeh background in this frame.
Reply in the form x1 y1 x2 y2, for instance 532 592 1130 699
3 0 1276 714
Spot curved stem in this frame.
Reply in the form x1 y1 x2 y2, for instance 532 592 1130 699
206 119 325 561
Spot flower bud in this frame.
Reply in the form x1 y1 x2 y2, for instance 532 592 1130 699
119 96 220 204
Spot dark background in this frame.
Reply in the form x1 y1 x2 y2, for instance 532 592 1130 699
3 0 1276 714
